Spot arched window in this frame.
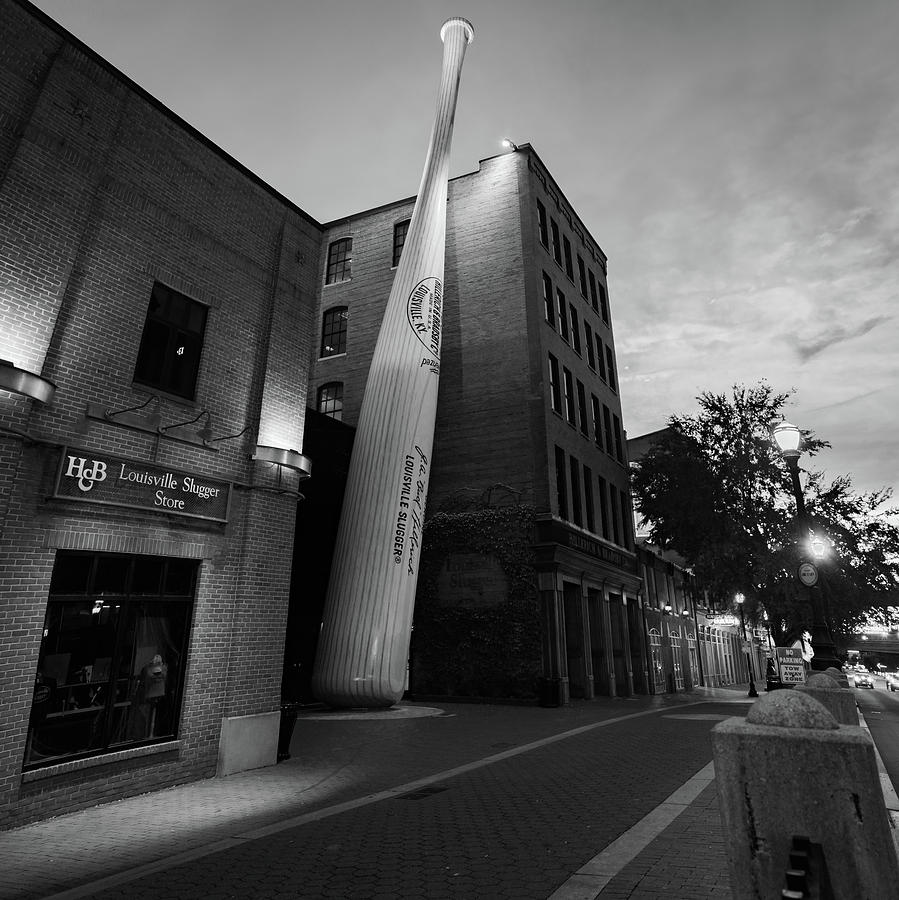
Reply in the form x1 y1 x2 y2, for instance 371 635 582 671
325 237 352 284
320 307 347 357
317 382 343 421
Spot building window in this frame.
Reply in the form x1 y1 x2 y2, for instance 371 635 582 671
550 218 562 266
569 305 581 355
133 282 208 400
555 446 568 520
588 270 599 314
596 336 607 381
537 200 549 248
557 289 569 342
563 368 576 426
597 281 609 324
392 219 410 267
569 456 583 527
542 272 555 327
563 235 574 281
317 382 344 421
548 354 562 413
613 414 624 462
325 237 352 284
610 485 622 545
619 489 632 549
585 322 596 369
583 464 595 532
25 551 197 770
576 380 588 436
577 256 588 298
603 404 613 456
598 475 611 540
320 307 348 357
606 345 617 391
591 394 602 450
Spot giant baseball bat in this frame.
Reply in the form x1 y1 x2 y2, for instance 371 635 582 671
311 18 474 707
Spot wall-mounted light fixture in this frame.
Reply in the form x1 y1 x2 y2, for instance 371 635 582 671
203 423 253 448
105 394 161 429
501 138 518 151
159 410 210 438
663 603 673 615
253 444 312 477
0 359 56 404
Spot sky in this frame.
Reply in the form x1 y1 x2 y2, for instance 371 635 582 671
28 0 899 505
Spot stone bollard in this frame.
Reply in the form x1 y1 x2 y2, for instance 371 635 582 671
823 666 851 689
795 672 859 725
712 690 899 899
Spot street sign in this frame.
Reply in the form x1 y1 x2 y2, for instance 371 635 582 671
797 562 818 587
775 647 806 684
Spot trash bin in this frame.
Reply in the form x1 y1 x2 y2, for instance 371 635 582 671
538 677 561 707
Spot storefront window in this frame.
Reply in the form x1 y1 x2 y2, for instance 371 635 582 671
25 552 197 770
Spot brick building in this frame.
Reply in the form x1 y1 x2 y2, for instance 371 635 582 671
3 0 650 828
629 429 753 692
0 0 316 827
308 146 643 706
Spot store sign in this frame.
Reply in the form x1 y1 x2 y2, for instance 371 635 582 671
54 447 231 522
539 520 633 570
435 552 507 608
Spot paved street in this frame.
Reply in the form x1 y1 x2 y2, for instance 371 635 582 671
1 688 748 900
0 684 893 900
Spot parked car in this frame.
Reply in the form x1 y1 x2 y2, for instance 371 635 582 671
854 672 875 689
887 672 899 692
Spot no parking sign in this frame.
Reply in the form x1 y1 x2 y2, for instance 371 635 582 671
775 647 806 684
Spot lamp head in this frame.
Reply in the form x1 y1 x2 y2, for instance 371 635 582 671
772 419 801 458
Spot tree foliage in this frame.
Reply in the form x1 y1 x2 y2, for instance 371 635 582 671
631 382 899 646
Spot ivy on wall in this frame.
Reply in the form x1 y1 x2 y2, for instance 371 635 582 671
410 506 542 699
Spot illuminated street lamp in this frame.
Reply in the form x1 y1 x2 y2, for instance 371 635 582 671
772 420 840 670
735 593 759 698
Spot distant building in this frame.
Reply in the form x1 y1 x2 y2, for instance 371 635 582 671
309 146 641 705
627 429 751 690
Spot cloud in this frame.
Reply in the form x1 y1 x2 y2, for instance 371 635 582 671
792 316 893 363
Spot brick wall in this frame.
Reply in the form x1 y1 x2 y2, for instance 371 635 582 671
0 0 320 827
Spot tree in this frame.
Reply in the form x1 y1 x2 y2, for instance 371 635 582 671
631 382 899 647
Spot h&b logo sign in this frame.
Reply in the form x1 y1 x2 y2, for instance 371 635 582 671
64 456 108 492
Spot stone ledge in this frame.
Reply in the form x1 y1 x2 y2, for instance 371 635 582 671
22 741 180 782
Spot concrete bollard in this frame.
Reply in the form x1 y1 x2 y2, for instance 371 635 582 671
712 690 899 899
795 672 859 725
823 666 851 689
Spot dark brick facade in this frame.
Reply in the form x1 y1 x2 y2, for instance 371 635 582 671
0 0 319 827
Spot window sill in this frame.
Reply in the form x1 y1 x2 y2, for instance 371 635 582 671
317 353 347 362
22 740 181 782
323 279 351 288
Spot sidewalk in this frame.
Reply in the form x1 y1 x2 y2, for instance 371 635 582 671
0 685 834 899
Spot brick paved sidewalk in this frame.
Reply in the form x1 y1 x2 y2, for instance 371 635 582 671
0 687 754 900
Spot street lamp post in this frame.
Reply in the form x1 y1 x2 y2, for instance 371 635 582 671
772 420 840 671
735 593 759 697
